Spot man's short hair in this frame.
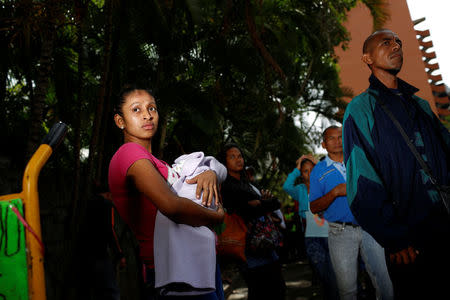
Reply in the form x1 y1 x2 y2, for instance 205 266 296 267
322 125 341 141
362 29 392 54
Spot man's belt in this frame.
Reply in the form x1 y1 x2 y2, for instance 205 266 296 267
331 221 359 228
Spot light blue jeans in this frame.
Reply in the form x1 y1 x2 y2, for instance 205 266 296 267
328 222 393 300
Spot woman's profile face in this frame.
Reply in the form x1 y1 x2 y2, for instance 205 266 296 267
301 160 314 184
225 147 244 173
115 90 159 142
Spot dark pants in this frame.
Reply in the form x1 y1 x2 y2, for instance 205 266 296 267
387 244 450 300
243 261 286 300
144 263 224 300
92 257 121 300
305 237 339 300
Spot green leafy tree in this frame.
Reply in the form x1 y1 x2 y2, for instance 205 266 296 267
0 0 391 298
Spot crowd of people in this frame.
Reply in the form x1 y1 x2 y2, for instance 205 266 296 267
92 29 448 300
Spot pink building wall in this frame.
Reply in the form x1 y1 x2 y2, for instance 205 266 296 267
335 1 438 114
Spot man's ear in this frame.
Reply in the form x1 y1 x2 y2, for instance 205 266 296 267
362 53 373 66
114 114 125 129
321 141 326 150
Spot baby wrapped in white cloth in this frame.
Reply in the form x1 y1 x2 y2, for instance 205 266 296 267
153 152 227 296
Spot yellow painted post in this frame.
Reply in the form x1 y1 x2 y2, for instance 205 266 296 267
0 193 22 201
1 122 67 300
22 144 52 300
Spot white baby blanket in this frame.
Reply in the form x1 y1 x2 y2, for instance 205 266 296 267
154 152 226 296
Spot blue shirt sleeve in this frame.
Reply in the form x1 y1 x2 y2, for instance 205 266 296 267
309 165 323 204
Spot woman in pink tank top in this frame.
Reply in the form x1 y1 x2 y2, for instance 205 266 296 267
108 86 224 300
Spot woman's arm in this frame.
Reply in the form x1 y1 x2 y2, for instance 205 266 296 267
282 168 301 200
128 159 224 226
245 189 280 215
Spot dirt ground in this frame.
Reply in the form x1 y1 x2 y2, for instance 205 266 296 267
221 258 323 300
222 258 376 300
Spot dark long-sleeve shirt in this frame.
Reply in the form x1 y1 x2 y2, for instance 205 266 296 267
220 174 280 222
343 75 450 253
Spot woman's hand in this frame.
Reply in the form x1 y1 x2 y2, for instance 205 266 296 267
296 154 318 169
261 189 273 201
186 170 219 207
305 154 318 164
216 202 225 222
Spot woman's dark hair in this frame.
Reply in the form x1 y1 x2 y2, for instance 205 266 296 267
294 158 315 185
218 143 249 181
300 158 315 170
114 85 155 116
217 143 241 165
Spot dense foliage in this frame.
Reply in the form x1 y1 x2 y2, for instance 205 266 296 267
0 0 388 298
0 0 389 184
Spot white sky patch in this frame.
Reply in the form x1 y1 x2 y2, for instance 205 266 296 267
407 0 450 85
296 112 335 155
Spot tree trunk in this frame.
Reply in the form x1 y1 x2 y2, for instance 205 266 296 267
96 0 124 183
66 1 113 299
87 0 113 185
0 62 7 127
69 0 114 249
96 71 114 183
71 0 89 217
245 0 286 81
24 0 62 159
25 32 54 159
157 115 168 159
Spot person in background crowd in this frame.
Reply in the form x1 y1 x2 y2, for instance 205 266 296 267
81 181 123 300
219 143 286 300
309 126 393 300
246 165 287 253
283 154 338 300
281 203 303 262
343 29 450 299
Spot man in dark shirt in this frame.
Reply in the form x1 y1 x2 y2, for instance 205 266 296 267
343 29 450 299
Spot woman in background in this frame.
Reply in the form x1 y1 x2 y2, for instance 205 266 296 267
283 154 338 300
219 143 285 300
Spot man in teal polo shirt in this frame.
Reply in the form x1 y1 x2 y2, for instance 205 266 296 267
309 126 393 300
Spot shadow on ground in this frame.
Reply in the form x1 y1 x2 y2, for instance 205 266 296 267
222 259 323 300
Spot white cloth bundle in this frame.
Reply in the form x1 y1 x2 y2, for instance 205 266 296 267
154 152 227 296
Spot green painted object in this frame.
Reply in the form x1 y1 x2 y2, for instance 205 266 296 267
0 198 29 299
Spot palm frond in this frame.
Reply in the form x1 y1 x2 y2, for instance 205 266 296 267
359 0 390 31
